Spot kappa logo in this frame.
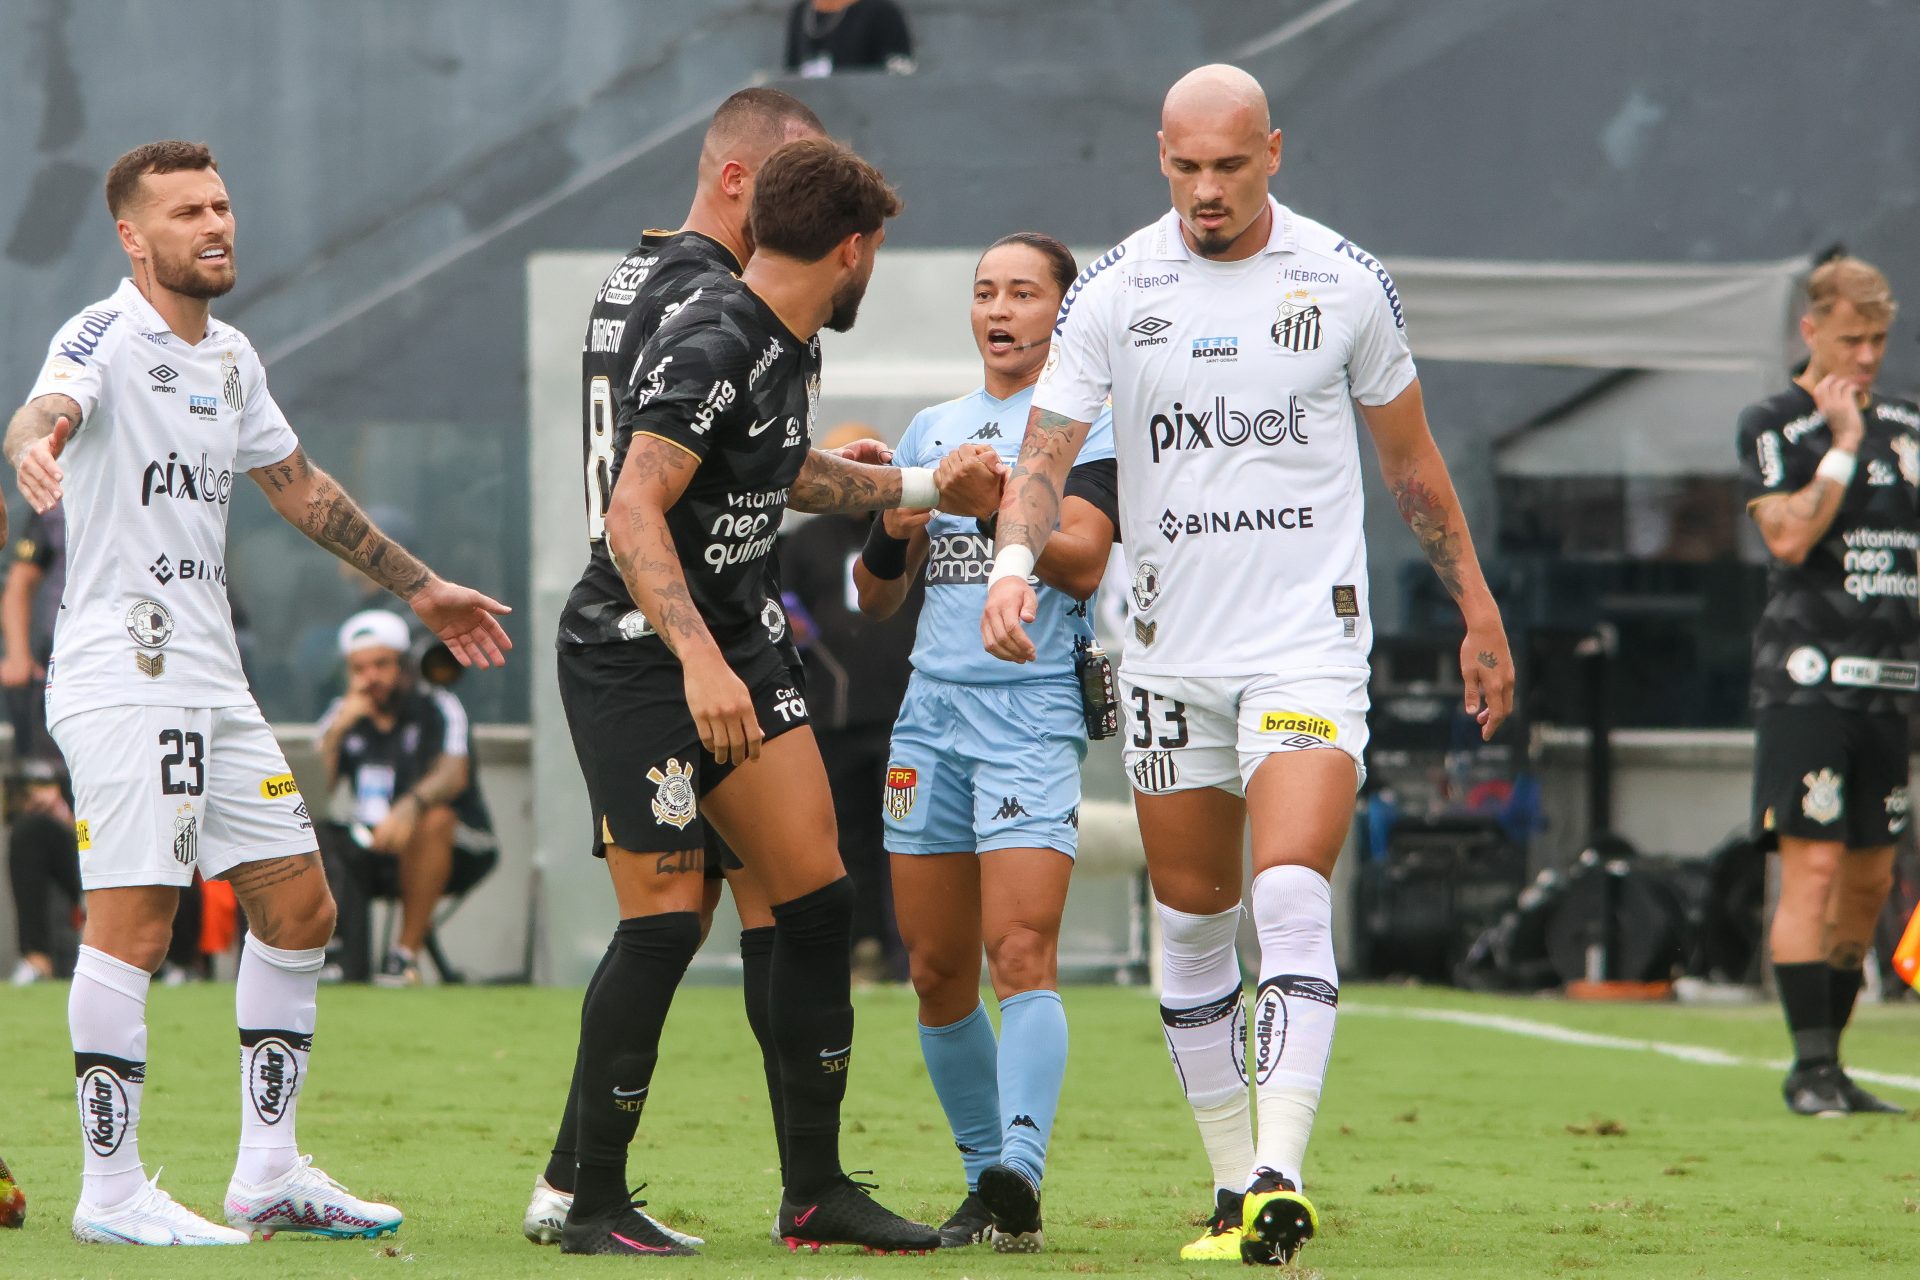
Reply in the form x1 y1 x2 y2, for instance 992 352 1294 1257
647 759 697 830
993 796 1030 820
970 422 1003 440
1009 1114 1039 1131
1129 315 1173 347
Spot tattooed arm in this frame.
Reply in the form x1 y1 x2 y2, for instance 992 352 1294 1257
1746 374 1865 566
252 446 512 667
980 408 1092 662
789 443 1004 516
1360 379 1514 738
606 432 761 765
7 393 83 520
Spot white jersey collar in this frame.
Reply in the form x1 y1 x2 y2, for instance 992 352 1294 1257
1145 196 1297 263
113 276 218 347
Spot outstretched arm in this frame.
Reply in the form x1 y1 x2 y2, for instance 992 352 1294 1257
6 393 83 522
980 407 1092 662
252 446 511 668
789 443 1005 516
1360 379 1512 738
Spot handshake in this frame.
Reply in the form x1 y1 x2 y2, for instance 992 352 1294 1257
830 437 1007 537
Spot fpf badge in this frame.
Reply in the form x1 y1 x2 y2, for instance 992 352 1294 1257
884 766 917 820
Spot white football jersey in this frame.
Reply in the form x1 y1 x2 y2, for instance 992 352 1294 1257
26 279 298 724
1033 198 1416 678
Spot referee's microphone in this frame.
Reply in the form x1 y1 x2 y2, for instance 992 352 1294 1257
1007 338 1048 351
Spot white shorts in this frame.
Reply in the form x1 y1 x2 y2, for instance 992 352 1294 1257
1119 667 1370 798
52 704 316 890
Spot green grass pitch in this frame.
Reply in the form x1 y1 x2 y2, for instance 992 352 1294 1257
0 981 1914 1277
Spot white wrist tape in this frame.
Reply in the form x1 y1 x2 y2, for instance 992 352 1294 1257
898 466 939 510
988 545 1036 586
1816 450 1857 487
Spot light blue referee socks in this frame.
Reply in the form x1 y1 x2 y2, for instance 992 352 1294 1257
919 1002 1001 1188
997 988 1068 1188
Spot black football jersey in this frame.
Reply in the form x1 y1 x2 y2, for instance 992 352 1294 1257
580 230 739 542
559 274 820 683
1738 386 1920 712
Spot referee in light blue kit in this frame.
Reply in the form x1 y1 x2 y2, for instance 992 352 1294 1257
854 232 1118 1253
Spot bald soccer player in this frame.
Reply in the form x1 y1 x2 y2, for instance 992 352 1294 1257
982 66 1514 1266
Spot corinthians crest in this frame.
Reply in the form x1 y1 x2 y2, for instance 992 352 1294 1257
1271 289 1323 353
1801 767 1843 826
1892 434 1919 487
647 758 697 830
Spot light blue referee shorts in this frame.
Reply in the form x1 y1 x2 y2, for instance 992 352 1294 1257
883 672 1086 857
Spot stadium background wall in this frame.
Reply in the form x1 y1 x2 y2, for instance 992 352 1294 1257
5 2 1920 979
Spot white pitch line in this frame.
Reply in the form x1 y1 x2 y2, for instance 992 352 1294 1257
1344 1002 1920 1095
1233 0 1373 60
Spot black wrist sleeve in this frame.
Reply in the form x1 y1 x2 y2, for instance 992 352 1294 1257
860 517 910 580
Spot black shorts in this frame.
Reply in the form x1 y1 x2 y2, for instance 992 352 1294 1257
558 643 811 856
1752 703 1910 849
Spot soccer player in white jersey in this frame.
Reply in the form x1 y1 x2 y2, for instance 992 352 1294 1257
982 67 1515 1266
5 140 511 1247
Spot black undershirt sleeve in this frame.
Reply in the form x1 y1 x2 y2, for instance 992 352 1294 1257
1063 457 1120 541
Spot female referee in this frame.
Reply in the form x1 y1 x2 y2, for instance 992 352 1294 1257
853 232 1117 1253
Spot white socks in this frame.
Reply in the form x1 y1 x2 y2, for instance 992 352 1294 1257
1249 865 1339 1189
1156 901 1253 1196
233 932 324 1186
70 946 152 1207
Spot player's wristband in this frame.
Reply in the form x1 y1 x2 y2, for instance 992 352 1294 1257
1816 449 1857 488
861 518 910 580
898 466 939 510
988 545 1036 587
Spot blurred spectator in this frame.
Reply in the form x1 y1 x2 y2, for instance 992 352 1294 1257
778 423 922 981
784 0 915 77
1 505 65 761
6 760 78 984
316 609 496 985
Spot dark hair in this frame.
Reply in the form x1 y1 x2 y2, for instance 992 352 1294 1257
708 87 825 153
979 232 1077 297
748 139 903 262
105 140 218 217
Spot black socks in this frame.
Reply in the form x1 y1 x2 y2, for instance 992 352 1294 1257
1775 960 1836 1070
570 912 701 1218
770 877 856 1196
740 925 789 1182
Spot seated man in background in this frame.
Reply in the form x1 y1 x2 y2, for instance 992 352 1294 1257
317 609 496 985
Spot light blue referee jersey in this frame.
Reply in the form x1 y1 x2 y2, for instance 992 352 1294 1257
893 386 1116 685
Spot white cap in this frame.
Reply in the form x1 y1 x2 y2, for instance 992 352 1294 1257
338 609 412 658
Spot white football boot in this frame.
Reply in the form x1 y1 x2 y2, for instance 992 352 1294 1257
73 1171 249 1245
224 1155 402 1239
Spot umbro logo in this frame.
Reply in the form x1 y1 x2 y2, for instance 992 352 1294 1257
970 422 1002 440
147 365 179 394
993 796 1030 820
1129 315 1172 347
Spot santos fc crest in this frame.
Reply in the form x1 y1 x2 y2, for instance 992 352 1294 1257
648 759 697 830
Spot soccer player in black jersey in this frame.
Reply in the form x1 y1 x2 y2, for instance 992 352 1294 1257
551 138 1001 1256
1738 256 1915 1117
530 85 870 1251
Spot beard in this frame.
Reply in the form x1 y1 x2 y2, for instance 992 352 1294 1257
153 244 236 300
1188 207 1241 257
825 273 870 333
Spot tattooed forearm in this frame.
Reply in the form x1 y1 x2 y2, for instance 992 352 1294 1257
291 456 434 599
998 408 1083 554
5 395 81 466
257 446 313 494
606 435 719 662
1390 474 1465 600
788 449 902 514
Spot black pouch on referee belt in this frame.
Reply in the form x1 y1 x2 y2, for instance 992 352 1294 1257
1074 637 1117 740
